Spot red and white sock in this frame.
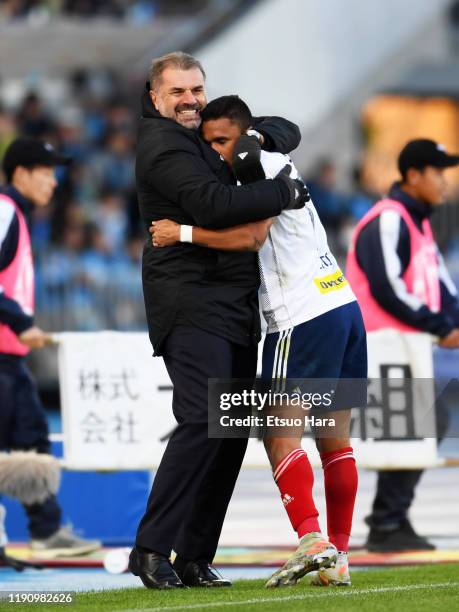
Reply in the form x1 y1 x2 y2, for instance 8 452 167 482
320 446 358 552
273 448 320 538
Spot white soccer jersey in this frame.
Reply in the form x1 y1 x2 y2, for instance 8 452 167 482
258 150 356 333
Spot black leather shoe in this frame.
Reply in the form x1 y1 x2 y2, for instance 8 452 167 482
365 518 435 552
129 548 186 589
174 559 232 587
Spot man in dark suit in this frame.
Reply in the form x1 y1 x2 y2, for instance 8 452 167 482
129 51 308 589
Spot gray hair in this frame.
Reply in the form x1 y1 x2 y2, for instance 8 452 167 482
149 51 206 91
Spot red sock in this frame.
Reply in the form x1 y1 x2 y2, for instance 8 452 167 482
320 446 358 552
273 449 320 538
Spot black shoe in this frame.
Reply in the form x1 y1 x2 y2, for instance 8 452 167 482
128 548 186 589
174 559 232 588
365 519 435 552
399 519 435 550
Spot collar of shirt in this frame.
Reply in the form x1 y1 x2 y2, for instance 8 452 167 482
3 185 32 220
388 181 432 224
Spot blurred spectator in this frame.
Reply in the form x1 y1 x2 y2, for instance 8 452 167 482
91 189 129 255
16 92 55 139
90 128 134 194
62 0 124 19
127 0 157 25
0 103 17 161
306 158 348 231
347 164 377 221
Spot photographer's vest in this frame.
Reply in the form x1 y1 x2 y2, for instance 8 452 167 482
0 194 34 355
346 198 440 332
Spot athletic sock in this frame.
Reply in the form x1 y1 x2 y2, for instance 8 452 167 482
320 446 357 552
273 449 320 538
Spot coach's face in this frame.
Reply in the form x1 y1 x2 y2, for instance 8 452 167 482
150 67 206 130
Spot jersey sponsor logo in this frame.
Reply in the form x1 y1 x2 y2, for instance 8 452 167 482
314 269 348 294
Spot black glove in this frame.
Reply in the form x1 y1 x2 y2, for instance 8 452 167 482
274 164 310 210
232 134 265 185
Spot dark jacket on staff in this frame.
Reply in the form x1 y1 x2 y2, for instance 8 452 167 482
355 182 459 337
136 88 301 354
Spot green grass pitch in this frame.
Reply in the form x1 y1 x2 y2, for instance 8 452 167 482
5 564 459 611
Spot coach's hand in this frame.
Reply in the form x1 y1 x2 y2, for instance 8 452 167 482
438 328 459 348
232 134 265 185
274 165 310 210
18 326 53 350
150 220 180 247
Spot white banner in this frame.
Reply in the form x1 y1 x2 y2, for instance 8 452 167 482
351 329 438 469
58 330 439 470
58 332 171 470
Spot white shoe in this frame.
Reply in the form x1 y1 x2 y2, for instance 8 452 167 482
311 551 351 586
265 532 337 588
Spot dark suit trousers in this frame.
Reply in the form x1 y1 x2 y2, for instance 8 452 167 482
135 326 257 562
368 396 450 529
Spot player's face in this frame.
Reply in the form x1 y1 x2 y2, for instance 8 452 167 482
201 118 243 165
150 67 206 130
411 166 448 206
19 166 58 206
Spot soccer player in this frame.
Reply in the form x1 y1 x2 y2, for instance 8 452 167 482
150 95 368 587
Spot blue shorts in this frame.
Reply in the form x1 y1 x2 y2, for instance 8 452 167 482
262 301 367 382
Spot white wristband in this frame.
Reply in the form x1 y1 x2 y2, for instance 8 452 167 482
180 225 193 243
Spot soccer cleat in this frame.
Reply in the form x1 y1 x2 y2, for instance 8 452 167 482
311 551 351 586
265 532 337 588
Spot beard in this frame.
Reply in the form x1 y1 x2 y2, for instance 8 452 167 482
174 103 202 130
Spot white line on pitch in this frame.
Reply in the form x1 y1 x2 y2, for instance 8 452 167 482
123 581 459 612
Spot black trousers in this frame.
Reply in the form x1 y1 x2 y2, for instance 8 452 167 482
0 354 61 539
135 326 257 562
368 396 450 529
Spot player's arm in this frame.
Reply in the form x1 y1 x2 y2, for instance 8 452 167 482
138 131 306 230
150 218 273 252
252 116 301 153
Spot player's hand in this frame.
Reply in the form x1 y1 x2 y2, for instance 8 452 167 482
438 328 459 348
232 134 265 184
150 220 180 247
18 326 53 350
274 164 310 210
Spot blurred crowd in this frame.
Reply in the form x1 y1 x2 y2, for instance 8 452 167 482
0 0 209 23
0 73 380 332
0 72 146 331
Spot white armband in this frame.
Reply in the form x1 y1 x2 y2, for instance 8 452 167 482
180 225 193 243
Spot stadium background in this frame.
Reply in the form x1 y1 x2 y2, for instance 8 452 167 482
1 0 459 590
